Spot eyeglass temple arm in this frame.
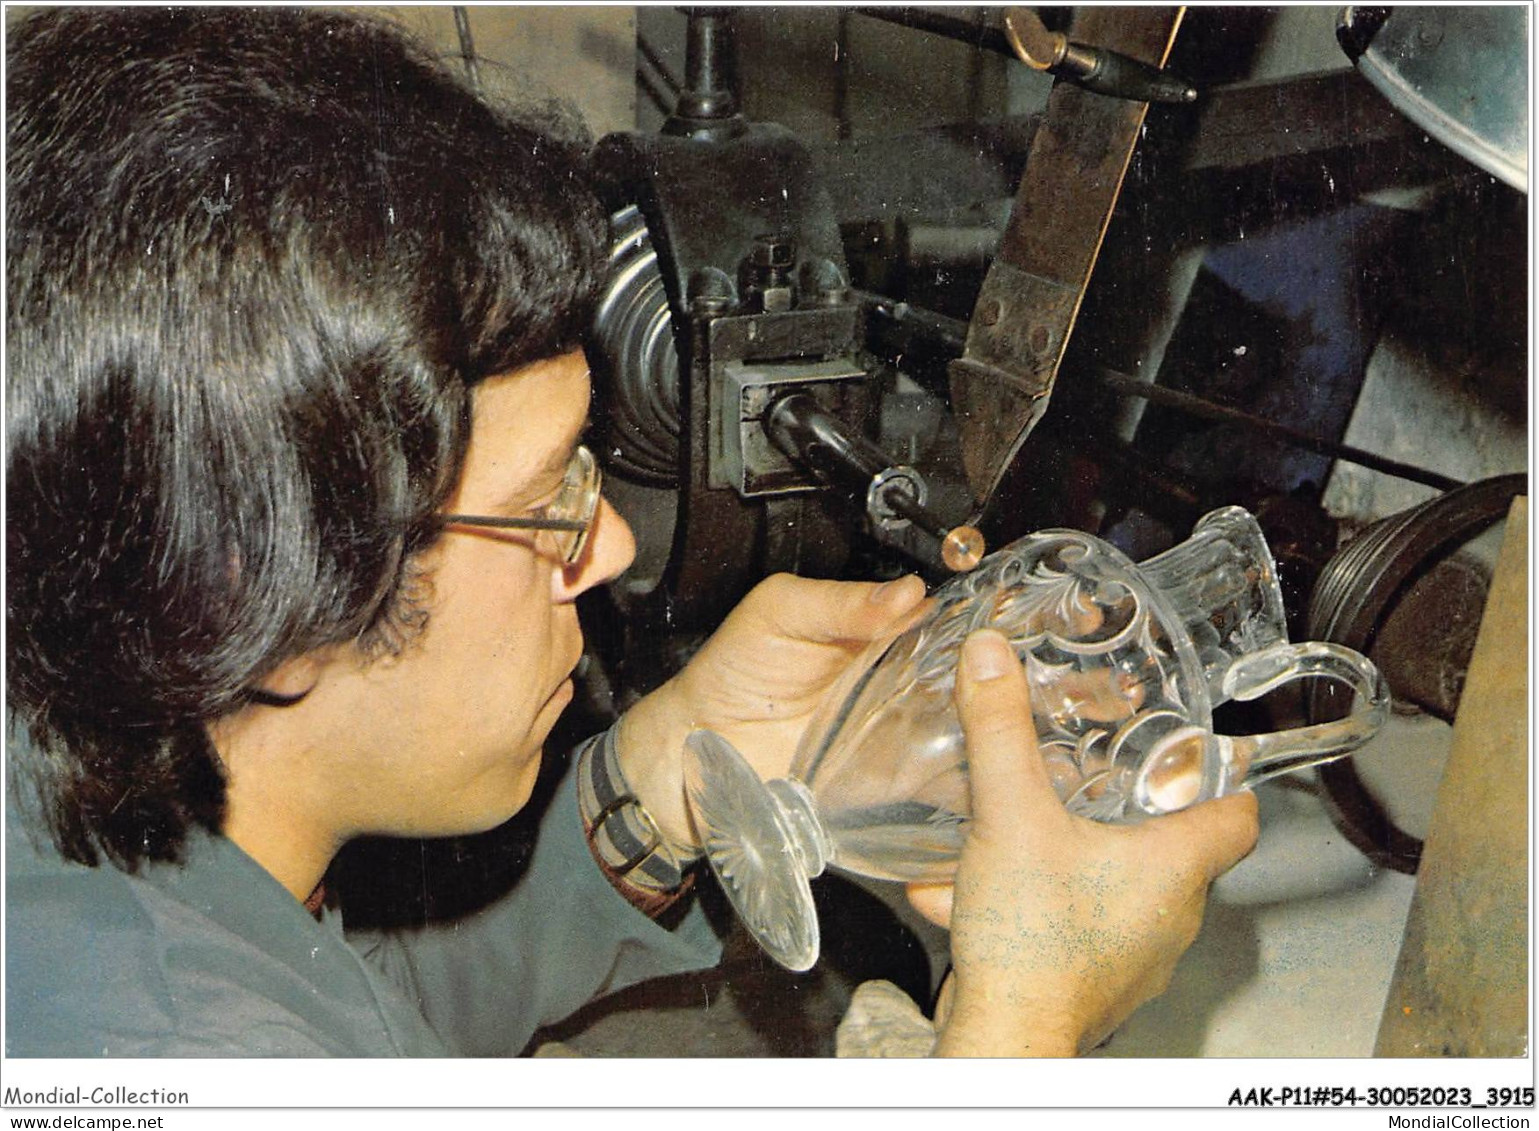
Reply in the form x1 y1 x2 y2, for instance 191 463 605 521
438 514 590 532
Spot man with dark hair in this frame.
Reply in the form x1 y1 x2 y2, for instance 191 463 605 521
5 7 1257 1058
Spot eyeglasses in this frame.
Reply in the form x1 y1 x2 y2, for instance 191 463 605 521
439 444 602 565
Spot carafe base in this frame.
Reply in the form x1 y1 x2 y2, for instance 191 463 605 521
684 730 823 971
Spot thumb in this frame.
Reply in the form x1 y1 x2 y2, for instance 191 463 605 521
1144 789 1261 881
905 881 954 928
954 630 1059 831
732 573 928 647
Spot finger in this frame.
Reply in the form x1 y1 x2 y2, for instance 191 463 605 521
905 881 954 929
736 572 928 647
1148 789 1260 880
932 971 956 1028
954 629 1059 830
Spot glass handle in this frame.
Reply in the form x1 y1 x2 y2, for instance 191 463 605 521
1221 642 1391 789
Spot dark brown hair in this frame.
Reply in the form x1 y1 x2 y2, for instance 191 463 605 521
6 7 607 869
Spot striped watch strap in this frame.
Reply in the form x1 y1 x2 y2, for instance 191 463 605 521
576 724 699 894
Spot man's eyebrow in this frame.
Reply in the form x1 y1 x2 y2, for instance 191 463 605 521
541 414 591 475
490 416 592 513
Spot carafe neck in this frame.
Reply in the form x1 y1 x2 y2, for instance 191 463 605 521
1137 506 1288 700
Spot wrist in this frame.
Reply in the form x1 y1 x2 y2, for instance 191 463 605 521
613 686 698 850
931 976 1081 1058
576 725 700 903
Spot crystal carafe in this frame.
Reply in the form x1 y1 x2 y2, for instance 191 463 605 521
685 506 1390 970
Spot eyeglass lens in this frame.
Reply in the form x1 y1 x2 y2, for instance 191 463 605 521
549 445 601 564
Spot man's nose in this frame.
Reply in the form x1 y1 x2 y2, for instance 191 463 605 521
553 496 635 601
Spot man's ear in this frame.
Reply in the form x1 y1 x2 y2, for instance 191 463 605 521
246 652 326 707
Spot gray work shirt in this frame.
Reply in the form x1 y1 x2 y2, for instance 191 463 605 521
4 761 722 1056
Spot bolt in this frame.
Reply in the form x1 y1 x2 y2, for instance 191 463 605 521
692 294 733 317
761 286 793 313
750 234 796 270
978 299 1002 326
688 266 737 317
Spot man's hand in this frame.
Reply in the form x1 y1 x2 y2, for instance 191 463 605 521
912 629 1259 1057
616 573 929 850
